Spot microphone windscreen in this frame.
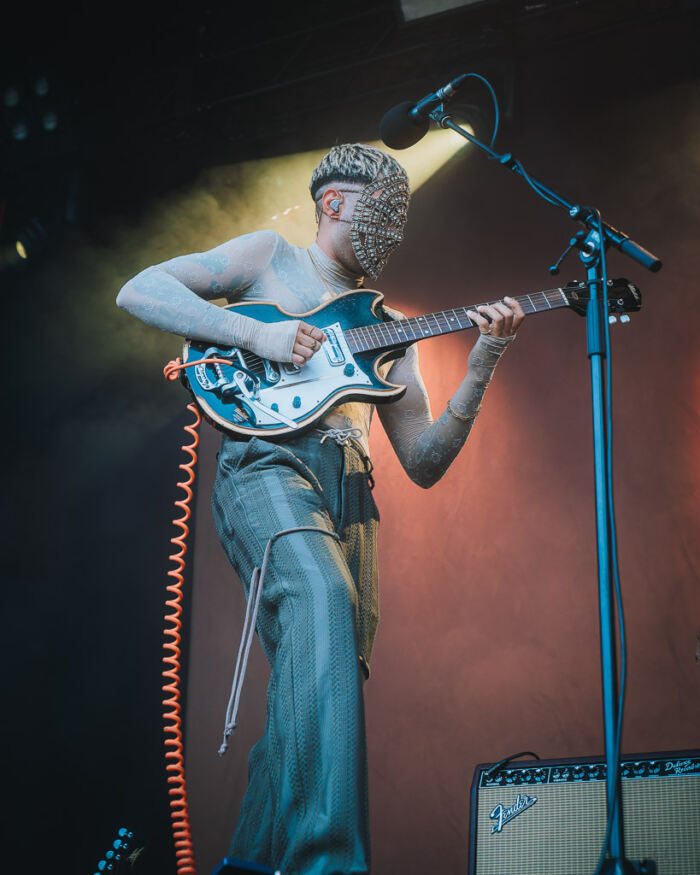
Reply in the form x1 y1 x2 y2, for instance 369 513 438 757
379 101 430 150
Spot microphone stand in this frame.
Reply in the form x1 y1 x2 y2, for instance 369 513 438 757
426 105 661 875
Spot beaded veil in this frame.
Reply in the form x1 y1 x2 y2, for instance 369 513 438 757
349 173 410 279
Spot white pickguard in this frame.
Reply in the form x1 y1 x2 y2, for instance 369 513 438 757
236 322 373 427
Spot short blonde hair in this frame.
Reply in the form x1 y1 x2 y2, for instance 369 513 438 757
309 143 408 202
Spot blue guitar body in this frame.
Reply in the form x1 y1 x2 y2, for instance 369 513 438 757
182 290 406 437
179 278 641 437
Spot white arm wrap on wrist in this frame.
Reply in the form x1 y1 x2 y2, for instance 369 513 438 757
233 315 300 363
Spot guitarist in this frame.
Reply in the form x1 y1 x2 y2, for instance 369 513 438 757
116 143 524 875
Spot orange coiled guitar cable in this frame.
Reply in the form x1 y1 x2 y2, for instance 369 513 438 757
161 364 201 875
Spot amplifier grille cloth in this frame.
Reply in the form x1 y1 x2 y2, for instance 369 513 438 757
475 776 700 875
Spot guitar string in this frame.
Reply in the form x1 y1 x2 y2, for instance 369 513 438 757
345 290 575 352
349 290 572 340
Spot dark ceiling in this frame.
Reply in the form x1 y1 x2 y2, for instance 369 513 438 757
1 0 698 239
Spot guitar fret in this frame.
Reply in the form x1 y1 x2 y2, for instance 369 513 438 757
392 321 408 341
444 311 457 330
459 307 474 328
352 326 362 350
386 320 402 344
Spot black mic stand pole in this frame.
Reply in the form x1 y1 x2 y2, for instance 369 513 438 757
426 105 661 875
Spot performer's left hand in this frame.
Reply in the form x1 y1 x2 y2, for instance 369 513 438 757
466 296 525 338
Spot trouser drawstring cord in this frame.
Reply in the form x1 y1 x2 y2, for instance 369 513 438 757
218 526 340 756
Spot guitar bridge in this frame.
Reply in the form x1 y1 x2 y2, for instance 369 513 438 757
193 347 261 398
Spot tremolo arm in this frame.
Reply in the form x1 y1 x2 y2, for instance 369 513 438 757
194 346 297 428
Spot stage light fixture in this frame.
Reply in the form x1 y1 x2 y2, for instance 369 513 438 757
14 217 49 262
3 86 19 108
34 76 49 97
11 120 29 141
42 111 58 132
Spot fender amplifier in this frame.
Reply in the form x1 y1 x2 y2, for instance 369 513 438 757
468 750 700 875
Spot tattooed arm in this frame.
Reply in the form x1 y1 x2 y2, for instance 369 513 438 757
377 298 524 488
116 230 309 363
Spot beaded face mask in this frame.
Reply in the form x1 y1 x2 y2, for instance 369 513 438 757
348 174 410 279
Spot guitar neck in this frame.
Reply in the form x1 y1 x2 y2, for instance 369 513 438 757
344 286 574 354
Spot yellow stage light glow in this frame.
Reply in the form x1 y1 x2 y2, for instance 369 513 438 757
16 240 28 259
83 128 473 378
258 129 471 247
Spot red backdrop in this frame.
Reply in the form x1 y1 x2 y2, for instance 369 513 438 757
184 82 700 874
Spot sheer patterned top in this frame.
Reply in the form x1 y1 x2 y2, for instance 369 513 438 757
116 230 513 487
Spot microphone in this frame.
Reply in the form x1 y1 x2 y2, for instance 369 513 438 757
379 74 467 150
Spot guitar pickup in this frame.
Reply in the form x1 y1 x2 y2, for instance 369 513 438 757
322 326 346 366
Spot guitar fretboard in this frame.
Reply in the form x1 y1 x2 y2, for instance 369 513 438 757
344 286 576 354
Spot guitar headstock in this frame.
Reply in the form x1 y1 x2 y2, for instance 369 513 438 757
564 278 642 318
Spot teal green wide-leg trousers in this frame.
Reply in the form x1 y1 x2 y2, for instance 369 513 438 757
211 432 380 875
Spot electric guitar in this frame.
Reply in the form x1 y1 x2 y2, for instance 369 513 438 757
177 280 641 437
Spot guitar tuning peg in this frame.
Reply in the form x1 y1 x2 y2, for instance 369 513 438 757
608 315 618 324
620 314 630 323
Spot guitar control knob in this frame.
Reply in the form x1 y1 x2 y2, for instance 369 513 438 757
608 315 617 324
292 396 301 409
620 314 630 323
271 403 279 412
343 363 355 377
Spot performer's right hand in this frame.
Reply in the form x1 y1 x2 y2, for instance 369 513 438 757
292 322 327 367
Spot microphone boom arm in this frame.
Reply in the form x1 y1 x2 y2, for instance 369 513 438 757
428 106 661 271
